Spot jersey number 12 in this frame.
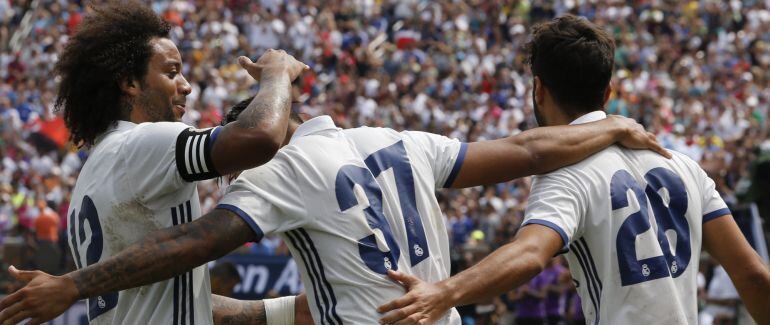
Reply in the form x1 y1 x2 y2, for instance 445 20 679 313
69 195 119 319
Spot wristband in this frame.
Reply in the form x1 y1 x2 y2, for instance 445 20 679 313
264 295 296 324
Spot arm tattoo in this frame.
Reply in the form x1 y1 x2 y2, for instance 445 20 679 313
68 209 254 299
212 294 267 325
236 72 292 129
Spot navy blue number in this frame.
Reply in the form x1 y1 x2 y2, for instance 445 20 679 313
612 169 690 286
364 141 430 266
336 165 402 274
76 196 119 319
612 171 669 285
335 141 430 274
645 168 690 278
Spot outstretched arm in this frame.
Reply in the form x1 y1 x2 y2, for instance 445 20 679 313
73 209 252 298
450 115 668 188
0 209 254 324
703 215 770 324
378 225 562 324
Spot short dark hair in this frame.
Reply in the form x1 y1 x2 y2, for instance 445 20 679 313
222 96 303 126
210 262 241 281
55 1 170 147
525 15 615 114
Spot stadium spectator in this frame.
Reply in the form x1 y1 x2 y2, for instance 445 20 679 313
514 272 548 325
699 264 741 325
32 198 59 275
543 257 569 325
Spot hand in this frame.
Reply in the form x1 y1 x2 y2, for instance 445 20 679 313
238 49 309 82
377 270 452 325
0 266 80 325
607 115 672 158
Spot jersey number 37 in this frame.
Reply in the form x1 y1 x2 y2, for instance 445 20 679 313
335 141 430 275
611 168 691 286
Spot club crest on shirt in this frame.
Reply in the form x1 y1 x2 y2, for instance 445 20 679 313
97 296 106 309
414 244 424 257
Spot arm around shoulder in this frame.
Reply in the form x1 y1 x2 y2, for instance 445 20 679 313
449 116 668 188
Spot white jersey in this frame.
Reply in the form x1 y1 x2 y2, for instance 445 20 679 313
523 112 730 325
218 116 465 324
68 121 221 324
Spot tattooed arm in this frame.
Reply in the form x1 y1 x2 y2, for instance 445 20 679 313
212 294 266 325
212 294 313 325
0 209 254 324
211 51 308 176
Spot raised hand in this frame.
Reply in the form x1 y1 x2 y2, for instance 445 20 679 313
238 49 309 83
0 266 80 325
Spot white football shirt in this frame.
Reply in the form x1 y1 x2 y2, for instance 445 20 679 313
523 111 730 325
68 120 221 324
218 116 466 324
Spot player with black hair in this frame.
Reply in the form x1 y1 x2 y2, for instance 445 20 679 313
0 1 308 324
377 15 770 325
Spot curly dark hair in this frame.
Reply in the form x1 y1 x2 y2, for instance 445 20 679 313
55 1 170 147
524 14 615 115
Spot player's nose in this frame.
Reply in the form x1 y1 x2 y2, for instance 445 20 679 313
178 74 192 96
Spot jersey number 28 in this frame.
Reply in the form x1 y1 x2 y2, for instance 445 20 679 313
611 168 691 286
335 141 430 274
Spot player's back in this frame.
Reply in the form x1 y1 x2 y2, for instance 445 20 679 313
68 121 212 324
219 116 464 324
525 145 730 324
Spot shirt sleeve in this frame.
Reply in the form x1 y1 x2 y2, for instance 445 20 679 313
399 130 468 188
697 166 731 223
216 151 309 242
122 122 222 202
522 172 587 253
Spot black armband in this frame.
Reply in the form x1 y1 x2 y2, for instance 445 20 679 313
175 127 222 182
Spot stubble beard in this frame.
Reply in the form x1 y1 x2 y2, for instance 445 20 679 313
136 88 176 122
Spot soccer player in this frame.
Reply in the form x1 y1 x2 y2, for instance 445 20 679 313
0 2 310 325
0 94 667 324
376 15 770 325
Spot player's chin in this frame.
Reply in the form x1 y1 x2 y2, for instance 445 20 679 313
173 105 185 120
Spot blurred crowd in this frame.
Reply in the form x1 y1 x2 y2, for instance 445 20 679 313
2 0 770 323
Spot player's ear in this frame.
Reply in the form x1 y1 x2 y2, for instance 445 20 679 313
603 83 612 106
120 76 141 97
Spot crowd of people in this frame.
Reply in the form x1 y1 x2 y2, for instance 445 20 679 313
2 0 769 323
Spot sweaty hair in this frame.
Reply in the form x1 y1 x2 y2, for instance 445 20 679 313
55 1 170 147
222 96 303 126
524 14 615 115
